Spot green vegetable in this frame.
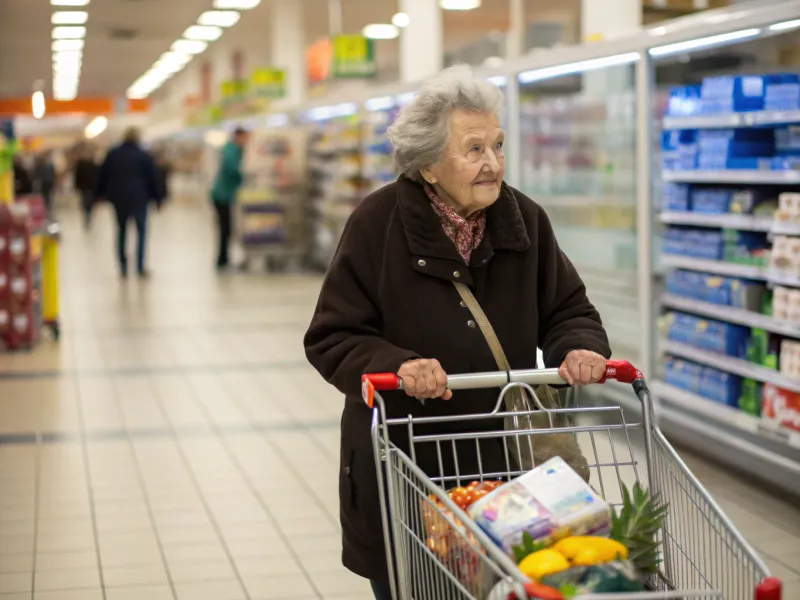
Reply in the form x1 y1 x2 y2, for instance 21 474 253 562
511 531 547 564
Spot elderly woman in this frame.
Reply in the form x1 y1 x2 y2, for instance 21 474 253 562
304 65 610 600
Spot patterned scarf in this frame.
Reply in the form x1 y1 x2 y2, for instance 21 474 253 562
423 182 486 264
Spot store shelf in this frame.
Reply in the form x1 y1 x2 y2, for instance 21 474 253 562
661 340 800 394
659 212 774 231
772 221 800 236
661 293 800 339
660 255 767 280
663 170 800 185
767 269 800 288
662 110 800 131
652 381 800 451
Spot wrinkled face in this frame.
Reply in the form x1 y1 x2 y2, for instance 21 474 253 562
421 109 505 217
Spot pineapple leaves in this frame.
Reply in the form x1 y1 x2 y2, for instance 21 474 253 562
610 482 669 574
511 531 547 564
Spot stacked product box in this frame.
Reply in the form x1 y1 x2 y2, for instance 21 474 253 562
666 311 749 358
667 74 800 117
664 357 741 407
0 203 40 351
662 226 769 265
763 383 800 433
665 269 766 309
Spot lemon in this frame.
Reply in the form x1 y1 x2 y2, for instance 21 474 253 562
518 549 570 581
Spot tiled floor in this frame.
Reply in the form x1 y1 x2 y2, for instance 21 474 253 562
0 201 798 600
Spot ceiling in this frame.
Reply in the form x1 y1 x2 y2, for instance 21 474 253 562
0 0 577 102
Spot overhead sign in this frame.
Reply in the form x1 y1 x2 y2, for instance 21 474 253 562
306 38 333 83
331 35 376 78
250 69 286 99
219 79 248 103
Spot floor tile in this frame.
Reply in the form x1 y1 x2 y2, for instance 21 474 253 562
0 554 33 574
103 564 170 588
34 590 103 600
174 579 247 600
105 585 174 600
307 569 371 596
167 560 237 583
244 574 316 599
0 572 31 594
34 568 101 592
35 551 98 571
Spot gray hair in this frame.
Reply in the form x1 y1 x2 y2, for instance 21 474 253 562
387 64 504 183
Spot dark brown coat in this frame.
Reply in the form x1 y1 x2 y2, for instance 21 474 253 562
304 175 610 583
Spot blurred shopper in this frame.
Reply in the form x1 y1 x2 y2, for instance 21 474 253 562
210 127 249 270
153 150 172 204
304 65 611 600
33 151 56 213
96 127 162 279
74 147 99 230
12 155 33 196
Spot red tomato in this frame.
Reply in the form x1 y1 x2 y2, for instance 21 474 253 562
448 487 470 509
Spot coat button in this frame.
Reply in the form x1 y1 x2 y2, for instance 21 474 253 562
460 301 466 308
453 270 461 278
417 259 426 267
345 466 351 475
467 320 477 328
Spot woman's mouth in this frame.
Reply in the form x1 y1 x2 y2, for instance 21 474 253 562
474 180 497 186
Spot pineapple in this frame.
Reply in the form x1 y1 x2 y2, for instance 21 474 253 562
609 482 669 575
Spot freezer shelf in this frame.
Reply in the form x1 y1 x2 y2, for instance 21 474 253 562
660 255 767 280
663 170 800 185
658 212 775 231
662 109 800 130
662 339 800 394
661 293 800 339
652 380 800 452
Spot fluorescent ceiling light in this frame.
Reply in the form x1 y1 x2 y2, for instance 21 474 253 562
52 39 84 51
649 28 760 57
440 0 481 9
159 51 192 66
52 26 86 39
391 12 409 28
365 96 395 111
198 11 241 27
769 19 800 31
52 11 88 24
172 39 208 54
362 23 399 40
85 116 108 139
183 25 223 41
50 0 89 5
53 88 78 101
32 92 46 119
213 0 260 9
518 52 640 83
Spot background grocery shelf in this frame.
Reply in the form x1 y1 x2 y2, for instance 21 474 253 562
662 339 800 394
663 110 800 131
663 170 800 185
652 381 800 452
660 255 766 280
661 293 800 339
659 212 775 231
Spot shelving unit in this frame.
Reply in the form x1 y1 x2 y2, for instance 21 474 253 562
654 70 800 491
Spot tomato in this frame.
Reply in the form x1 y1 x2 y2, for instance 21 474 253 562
448 487 470 509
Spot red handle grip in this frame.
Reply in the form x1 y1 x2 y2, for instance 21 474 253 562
362 373 401 391
599 360 643 384
755 577 782 600
361 373 401 409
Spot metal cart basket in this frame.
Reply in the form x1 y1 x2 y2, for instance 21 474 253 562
361 360 782 600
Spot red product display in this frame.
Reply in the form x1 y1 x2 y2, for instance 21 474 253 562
762 383 800 433
0 203 39 351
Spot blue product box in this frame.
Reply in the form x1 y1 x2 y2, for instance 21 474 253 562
691 188 733 213
775 127 800 156
699 368 741 407
665 357 704 392
667 312 749 358
666 85 702 117
663 183 691 212
700 75 767 113
764 75 800 111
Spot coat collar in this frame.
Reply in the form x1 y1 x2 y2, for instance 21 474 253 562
395 175 530 285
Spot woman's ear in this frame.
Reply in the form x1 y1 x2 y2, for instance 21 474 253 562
420 167 437 185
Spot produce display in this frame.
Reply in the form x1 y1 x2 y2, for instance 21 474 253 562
421 457 668 600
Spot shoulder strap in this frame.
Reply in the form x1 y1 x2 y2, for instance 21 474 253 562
452 281 510 372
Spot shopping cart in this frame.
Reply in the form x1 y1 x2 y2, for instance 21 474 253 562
361 360 783 600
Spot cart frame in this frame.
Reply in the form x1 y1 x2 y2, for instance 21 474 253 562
362 360 781 600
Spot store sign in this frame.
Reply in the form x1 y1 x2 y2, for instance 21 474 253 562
219 79 248 104
331 35 376 78
306 38 333 84
250 69 286 99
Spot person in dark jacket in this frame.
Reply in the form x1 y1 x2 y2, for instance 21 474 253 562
96 127 162 278
73 148 99 230
12 155 33 196
303 65 611 600
210 127 249 270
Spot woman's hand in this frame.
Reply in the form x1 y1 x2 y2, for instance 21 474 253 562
397 359 453 401
558 350 607 386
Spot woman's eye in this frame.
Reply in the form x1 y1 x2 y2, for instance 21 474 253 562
495 141 504 150
469 145 481 153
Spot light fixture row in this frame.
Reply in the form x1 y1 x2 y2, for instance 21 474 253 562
126 0 257 99
50 0 89 101
362 0 481 41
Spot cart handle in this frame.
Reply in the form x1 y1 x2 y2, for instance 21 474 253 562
361 359 643 408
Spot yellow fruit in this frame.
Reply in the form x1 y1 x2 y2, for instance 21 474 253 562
572 546 600 566
518 549 571 581
553 536 629 563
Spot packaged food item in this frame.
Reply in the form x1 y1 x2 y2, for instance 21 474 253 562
762 384 800 433
467 457 610 557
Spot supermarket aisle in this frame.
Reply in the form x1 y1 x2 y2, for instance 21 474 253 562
0 203 799 600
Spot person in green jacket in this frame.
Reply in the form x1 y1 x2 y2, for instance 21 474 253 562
210 127 249 269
